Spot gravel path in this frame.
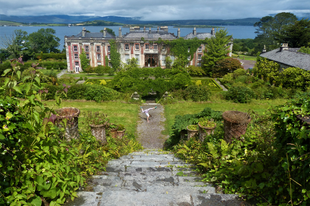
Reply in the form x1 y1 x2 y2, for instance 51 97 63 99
57 69 67 78
137 103 168 149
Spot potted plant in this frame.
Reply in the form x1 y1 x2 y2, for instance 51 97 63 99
85 111 109 144
55 107 80 141
116 124 126 138
108 123 118 138
186 124 198 140
222 110 251 143
198 118 217 142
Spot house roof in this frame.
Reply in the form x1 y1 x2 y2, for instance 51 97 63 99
65 31 115 39
122 30 177 40
184 32 214 40
260 48 310 71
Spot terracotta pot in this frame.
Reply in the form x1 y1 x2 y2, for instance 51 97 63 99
117 129 126 138
55 107 80 141
110 128 117 138
89 124 106 144
198 122 216 142
222 111 251 143
186 126 198 140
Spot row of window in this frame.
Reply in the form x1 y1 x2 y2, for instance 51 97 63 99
73 45 111 52
73 45 203 53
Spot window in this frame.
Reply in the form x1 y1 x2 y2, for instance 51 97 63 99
198 54 202 60
125 44 129 50
145 44 149 50
97 53 101 60
108 46 111 52
162 55 166 65
135 54 140 62
188 47 190 52
85 45 89 52
108 54 111 60
162 45 166 50
198 46 202 52
108 62 112 67
154 44 158 50
73 45 78 52
125 54 130 61
75 61 79 66
197 62 201 66
187 56 191 61
135 44 139 50
96 46 100 52
74 54 78 60
86 53 89 59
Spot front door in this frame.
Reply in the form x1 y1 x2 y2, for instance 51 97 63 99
75 66 80 73
145 54 158 67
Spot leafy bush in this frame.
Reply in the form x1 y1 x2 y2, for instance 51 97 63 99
186 66 206 76
84 85 120 102
224 86 255 103
36 52 66 60
212 58 243 77
183 85 211 101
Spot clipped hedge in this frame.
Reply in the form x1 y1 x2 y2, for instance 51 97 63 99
36 52 66 60
44 84 120 102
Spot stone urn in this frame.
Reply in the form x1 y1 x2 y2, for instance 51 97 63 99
222 111 251 143
198 121 217 142
186 125 198 140
117 129 126 138
55 107 80 141
89 124 107 144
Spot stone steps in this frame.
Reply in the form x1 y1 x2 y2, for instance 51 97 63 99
65 149 247 206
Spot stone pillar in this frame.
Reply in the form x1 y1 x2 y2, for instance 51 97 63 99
119 27 122 38
193 27 196 36
177 28 180 38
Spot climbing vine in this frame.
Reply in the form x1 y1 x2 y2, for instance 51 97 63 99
109 39 120 71
156 38 206 67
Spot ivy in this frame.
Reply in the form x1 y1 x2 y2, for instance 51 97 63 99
109 39 120 71
156 38 206 67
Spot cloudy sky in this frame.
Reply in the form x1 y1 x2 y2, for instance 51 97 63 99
0 0 309 20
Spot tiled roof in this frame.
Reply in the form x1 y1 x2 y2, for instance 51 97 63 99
184 32 214 40
66 31 115 39
123 30 177 40
260 48 310 71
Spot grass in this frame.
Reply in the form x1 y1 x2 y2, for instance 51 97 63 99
61 73 114 79
163 98 287 135
43 100 140 135
232 54 257 61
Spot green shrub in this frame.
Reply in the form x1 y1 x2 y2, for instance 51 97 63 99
224 86 254 103
186 66 206 76
84 85 120 102
184 85 211 101
212 58 243 77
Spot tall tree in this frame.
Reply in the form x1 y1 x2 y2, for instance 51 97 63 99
254 12 297 51
202 29 232 77
0 29 28 59
80 49 90 71
27 28 60 55
275 19 310 47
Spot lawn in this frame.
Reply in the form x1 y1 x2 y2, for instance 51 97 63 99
232 53 257 61
43 100 140 135
163 98 287 135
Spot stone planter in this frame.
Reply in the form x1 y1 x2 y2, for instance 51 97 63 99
110 128 118 138
180 130 187 140
186 126 198 140
56 107 80 141
89 124 107 144
296 115 310 129
198 122 216 142
117 129 126 138
222 111 251 143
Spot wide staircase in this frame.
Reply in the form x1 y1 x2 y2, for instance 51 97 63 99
66 149 246 206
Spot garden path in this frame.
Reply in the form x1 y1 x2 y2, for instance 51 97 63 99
137 103 168 149
57 69 67 78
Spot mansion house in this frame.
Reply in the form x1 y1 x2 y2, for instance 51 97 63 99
65 26 233 72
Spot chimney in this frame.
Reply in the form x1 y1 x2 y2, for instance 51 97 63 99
211 28 215 36
157 26 159 33
119 27 122 38
82 27 86 37
280 43 288 52
103 28 107 38
193 27 196 36
262 45 266 53
177 28 180 38
149 27 152 33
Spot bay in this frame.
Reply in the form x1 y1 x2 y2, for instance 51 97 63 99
0 25 256 49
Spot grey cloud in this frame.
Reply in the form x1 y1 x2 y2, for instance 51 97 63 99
0 0 309 19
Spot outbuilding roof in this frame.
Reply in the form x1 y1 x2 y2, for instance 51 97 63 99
122 30 177 40
184 32 214 40
260 48 310 71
